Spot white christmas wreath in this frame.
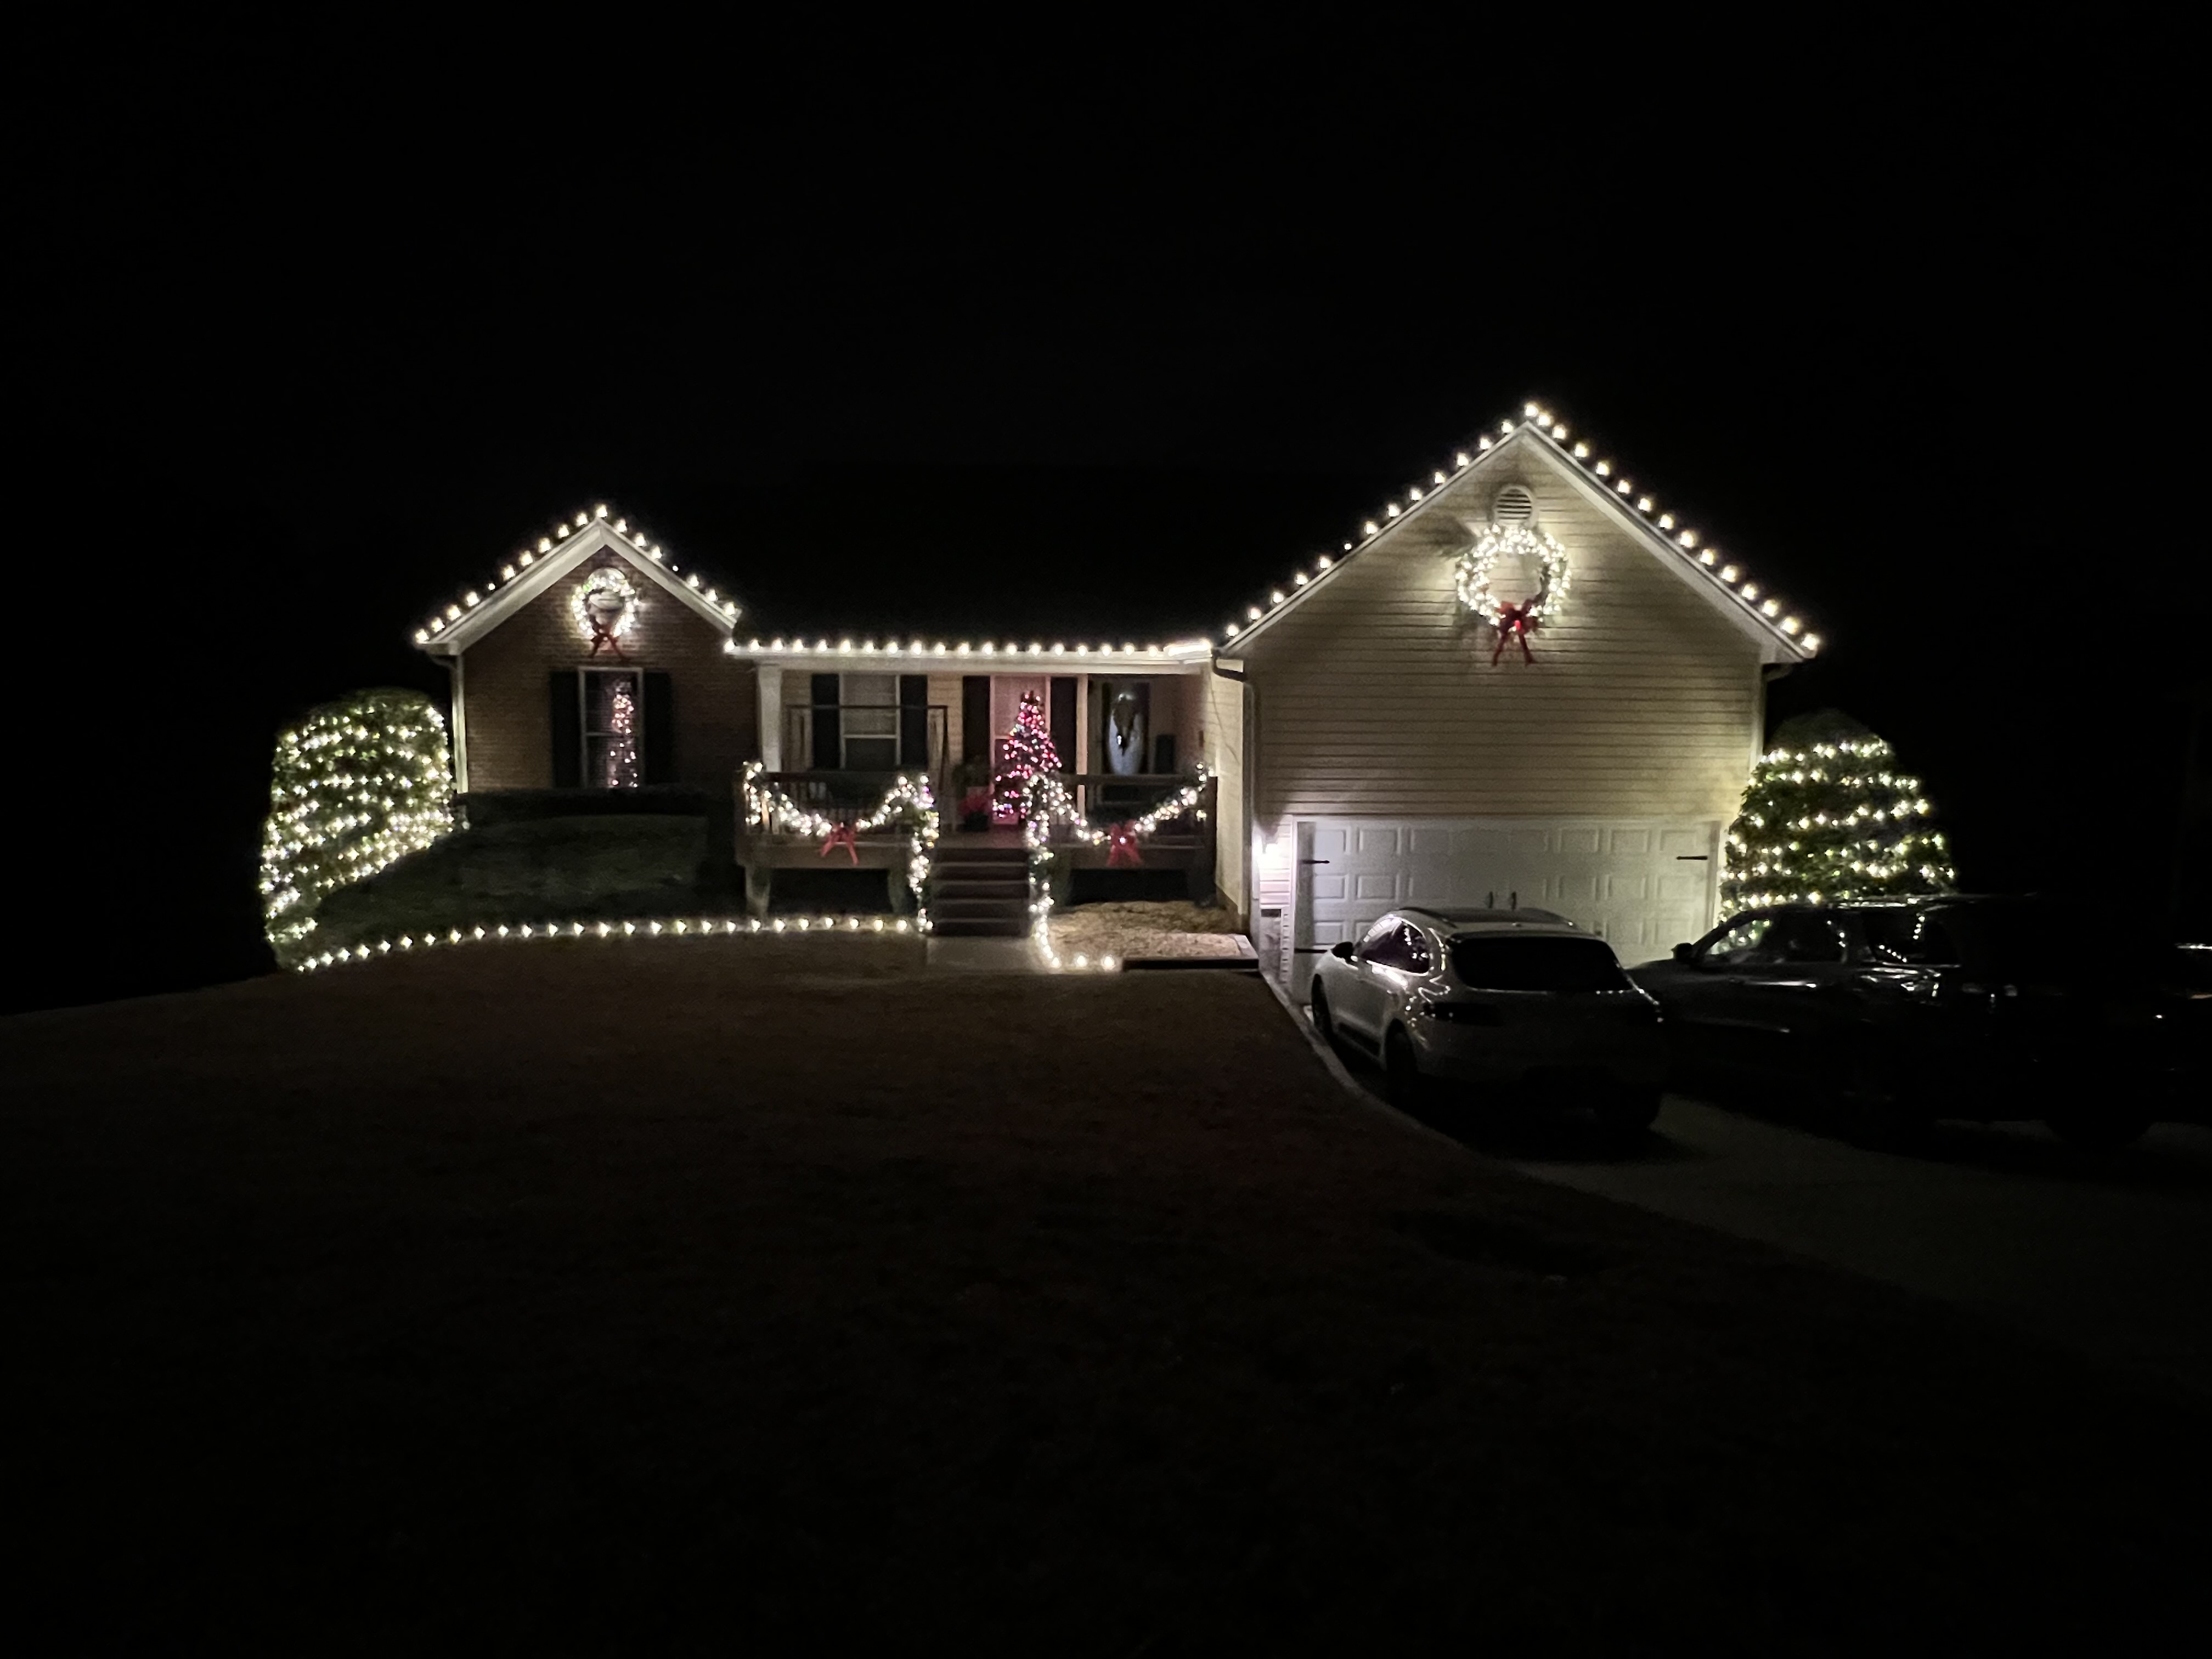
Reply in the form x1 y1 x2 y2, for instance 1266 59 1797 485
571 565 641 649
1453 524 1571 662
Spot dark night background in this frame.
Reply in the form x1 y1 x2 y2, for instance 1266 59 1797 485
16 30 2203 1015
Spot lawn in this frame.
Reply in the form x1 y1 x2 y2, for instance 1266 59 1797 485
4 944 2204 1649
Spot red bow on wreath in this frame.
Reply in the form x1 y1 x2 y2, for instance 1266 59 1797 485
586 617 628 659
1106 826 1144 868
1491 602 1538 665
819 823 859 864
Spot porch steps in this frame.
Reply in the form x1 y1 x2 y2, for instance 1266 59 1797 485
927 843 1030 938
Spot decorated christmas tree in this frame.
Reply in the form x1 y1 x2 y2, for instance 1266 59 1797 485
992 690 1063 819
1722 710 1956 909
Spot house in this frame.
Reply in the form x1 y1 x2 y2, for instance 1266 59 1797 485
414 404 1818 981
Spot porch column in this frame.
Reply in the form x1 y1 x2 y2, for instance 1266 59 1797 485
757 663 783 772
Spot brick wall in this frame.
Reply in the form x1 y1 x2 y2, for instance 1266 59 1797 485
460 552 759 791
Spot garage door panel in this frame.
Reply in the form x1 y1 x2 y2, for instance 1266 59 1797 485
1291 816 1719 995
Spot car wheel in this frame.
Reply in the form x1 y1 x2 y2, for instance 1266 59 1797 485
1594 1087 1661 1141
2045 1109 2151 1154
1309 984 1339 1050
1384 1026 1425 1106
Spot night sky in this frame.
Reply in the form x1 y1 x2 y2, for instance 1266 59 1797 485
19 33 2200 1014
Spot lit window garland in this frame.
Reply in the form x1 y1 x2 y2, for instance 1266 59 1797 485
741 763 940 922
295 913 919 973
261 690 456 967
1722 736 1956 909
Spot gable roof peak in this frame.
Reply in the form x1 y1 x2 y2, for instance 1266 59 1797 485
414 503 745 654
1218 398 1821 663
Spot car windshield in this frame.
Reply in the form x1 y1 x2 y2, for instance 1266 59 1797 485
1448 935 1630 992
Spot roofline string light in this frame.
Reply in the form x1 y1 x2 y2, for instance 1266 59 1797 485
1218 403 1820 657
723 638 1214 661
415 505 743 646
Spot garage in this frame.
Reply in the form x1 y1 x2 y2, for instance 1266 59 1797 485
1289 816 1720 997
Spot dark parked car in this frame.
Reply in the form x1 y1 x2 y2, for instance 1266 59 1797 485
1629 896 2209 1149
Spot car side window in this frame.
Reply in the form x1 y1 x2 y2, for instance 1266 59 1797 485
1397 923 1434 974
1358 917 1405 967
1771 914 1849 964
1862 910 1962 966
1701 916 1774 967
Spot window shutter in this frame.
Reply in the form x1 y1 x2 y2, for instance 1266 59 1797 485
1049 677 1076 774
810 673 841 770
642 672 675 785
898 675 928 768
549 671 582 788
961 676 991 763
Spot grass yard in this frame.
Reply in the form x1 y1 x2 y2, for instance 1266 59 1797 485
4 945 2204 1649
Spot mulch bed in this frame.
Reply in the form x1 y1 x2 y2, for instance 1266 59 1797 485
4 943 2204 1649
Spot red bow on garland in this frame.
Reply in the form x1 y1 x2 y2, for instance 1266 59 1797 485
1491 602 1537 665
819 823 859 864
1106 826 1144 868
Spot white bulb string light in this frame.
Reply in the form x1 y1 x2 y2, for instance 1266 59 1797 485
1020 767 1210 970
261 691 456 966
1723 737 1955 909
295 913 921 974
741 762 940 924
415 504 743 647
1219 402 1820 659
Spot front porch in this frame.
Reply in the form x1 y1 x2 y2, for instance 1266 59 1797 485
733 770 1220 922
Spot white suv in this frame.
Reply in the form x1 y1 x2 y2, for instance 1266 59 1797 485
1308 907 1665 1132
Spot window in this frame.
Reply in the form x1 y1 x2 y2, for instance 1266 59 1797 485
1702 916 1775 967
841 673 898 770
1769 913 1849 964
584 670 642 789
1360 918 1433 973
1861 909 1962 966
1449 936 1630 992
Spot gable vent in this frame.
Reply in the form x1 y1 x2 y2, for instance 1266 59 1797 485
1491 485 1535 523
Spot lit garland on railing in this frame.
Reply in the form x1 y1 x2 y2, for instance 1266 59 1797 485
1722 737 1956 909
740 763 941 920
1218 402 1819 659
296 914 920 973
1020 769 1210 970
261 690 456 967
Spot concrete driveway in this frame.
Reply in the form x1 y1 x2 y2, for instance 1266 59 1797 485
1345 1053 2212 1398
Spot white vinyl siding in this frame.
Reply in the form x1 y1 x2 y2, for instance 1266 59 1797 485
1242 447 1764 978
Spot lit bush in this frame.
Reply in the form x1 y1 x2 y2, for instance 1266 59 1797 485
261 689 454 966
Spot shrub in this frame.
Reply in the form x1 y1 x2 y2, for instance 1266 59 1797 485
261 689 454 966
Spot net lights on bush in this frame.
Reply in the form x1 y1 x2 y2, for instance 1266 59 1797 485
296 913 919 974
1219 402 1818 659
1723 736 1955 909
1021 767 1209 971
414 504 742 645
741 763 940 919
261 690 456 967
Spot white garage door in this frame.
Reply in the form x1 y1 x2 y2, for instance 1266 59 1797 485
1289 817 1719 997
